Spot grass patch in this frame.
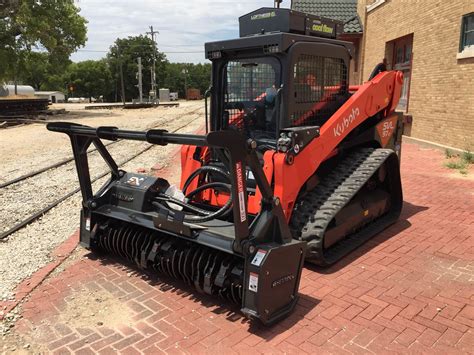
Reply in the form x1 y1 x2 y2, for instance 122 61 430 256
461 150 474 164
444 160 467 170
445 149 456 159
444 149 473 175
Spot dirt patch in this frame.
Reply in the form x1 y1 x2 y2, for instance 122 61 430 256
59 288 133 330
1 332 45 354
445 165 474 181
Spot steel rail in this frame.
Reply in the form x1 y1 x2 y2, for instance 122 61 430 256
0 118 198 240
0 107 202 189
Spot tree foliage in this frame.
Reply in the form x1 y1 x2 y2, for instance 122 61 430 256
64 59 113 100
163 62 211 98
0 0 87 81
107 35 168 101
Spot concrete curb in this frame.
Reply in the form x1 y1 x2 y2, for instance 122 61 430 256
403 135 469 154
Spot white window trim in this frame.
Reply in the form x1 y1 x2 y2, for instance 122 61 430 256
366 0 386 13
457 45 474 59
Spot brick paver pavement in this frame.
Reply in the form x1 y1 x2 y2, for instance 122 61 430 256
5 143 474 354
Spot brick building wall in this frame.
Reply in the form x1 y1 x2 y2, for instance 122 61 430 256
357 0 474 149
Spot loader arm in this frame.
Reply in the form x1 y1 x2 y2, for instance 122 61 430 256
274 70 404 219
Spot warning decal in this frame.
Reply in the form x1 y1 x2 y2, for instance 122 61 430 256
249 272 259 292
235 161 247 222
251 249 267 267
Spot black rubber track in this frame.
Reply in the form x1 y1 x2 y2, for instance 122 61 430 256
290 148 403 266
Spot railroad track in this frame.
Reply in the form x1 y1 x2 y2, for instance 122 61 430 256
0 106 202 189
0 111 202 241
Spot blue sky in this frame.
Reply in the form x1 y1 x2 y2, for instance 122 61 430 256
71 0 288 63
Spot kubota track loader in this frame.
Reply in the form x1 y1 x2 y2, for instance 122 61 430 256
47 7 404 325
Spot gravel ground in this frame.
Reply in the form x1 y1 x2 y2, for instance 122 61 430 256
0 101 204 299
0 102 202 183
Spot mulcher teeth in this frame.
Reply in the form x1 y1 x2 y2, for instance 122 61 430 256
95 222 243 304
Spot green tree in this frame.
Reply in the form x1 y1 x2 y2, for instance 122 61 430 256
162 62 211 98
64 59 113 100
0 0 87 82
17 51 69 90
107 35 168 101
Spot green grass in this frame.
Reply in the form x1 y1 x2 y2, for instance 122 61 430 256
445 149 455 159
444 160 467 170
443 149 472 176
461 150 474 164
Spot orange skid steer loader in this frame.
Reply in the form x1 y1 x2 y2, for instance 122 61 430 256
48 7 404 325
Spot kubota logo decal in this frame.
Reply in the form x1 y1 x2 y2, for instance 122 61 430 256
333 107 360 137
235 161 247 222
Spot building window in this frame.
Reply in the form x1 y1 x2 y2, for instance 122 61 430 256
459 13 474 54
390 34 413 112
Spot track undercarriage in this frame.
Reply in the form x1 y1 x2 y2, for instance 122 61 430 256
291 148 403 266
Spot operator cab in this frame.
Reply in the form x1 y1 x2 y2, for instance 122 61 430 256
205 7 354 151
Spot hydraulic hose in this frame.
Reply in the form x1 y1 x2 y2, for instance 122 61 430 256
154 165 234 223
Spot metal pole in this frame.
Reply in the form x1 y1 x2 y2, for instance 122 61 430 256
184 70 187 100
137 57 143 103
147 26 159 102
119 48 126 105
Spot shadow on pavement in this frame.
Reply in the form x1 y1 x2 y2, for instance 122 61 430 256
305 201 429 275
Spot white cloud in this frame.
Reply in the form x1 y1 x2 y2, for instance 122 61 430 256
71 0 284 63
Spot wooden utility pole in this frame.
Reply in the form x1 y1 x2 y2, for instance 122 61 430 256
146 26 159 102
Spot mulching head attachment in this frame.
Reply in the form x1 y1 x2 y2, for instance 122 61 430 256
47 122 305 325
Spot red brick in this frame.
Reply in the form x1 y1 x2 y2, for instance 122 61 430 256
308 327 337 346
134 332 166 351
68 333 101 351
353 328 379 347
75 347 95 355
359 294 389 309
112 333 144 350
437 328 464 347
285 327 314 346
120 346 141 355
395 328 420 347
321 305 345 320
340 305 364 320
398 304 422 320
90 333 124 351
433 314 469 333
358 304 383 320
418 304 441 320
417 328 443 347
48 333 79 351
413 315 448 333
459 305 474 320
379 304 402 320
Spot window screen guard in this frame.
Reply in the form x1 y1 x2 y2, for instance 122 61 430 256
223 58 280 139
290 54 348 128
